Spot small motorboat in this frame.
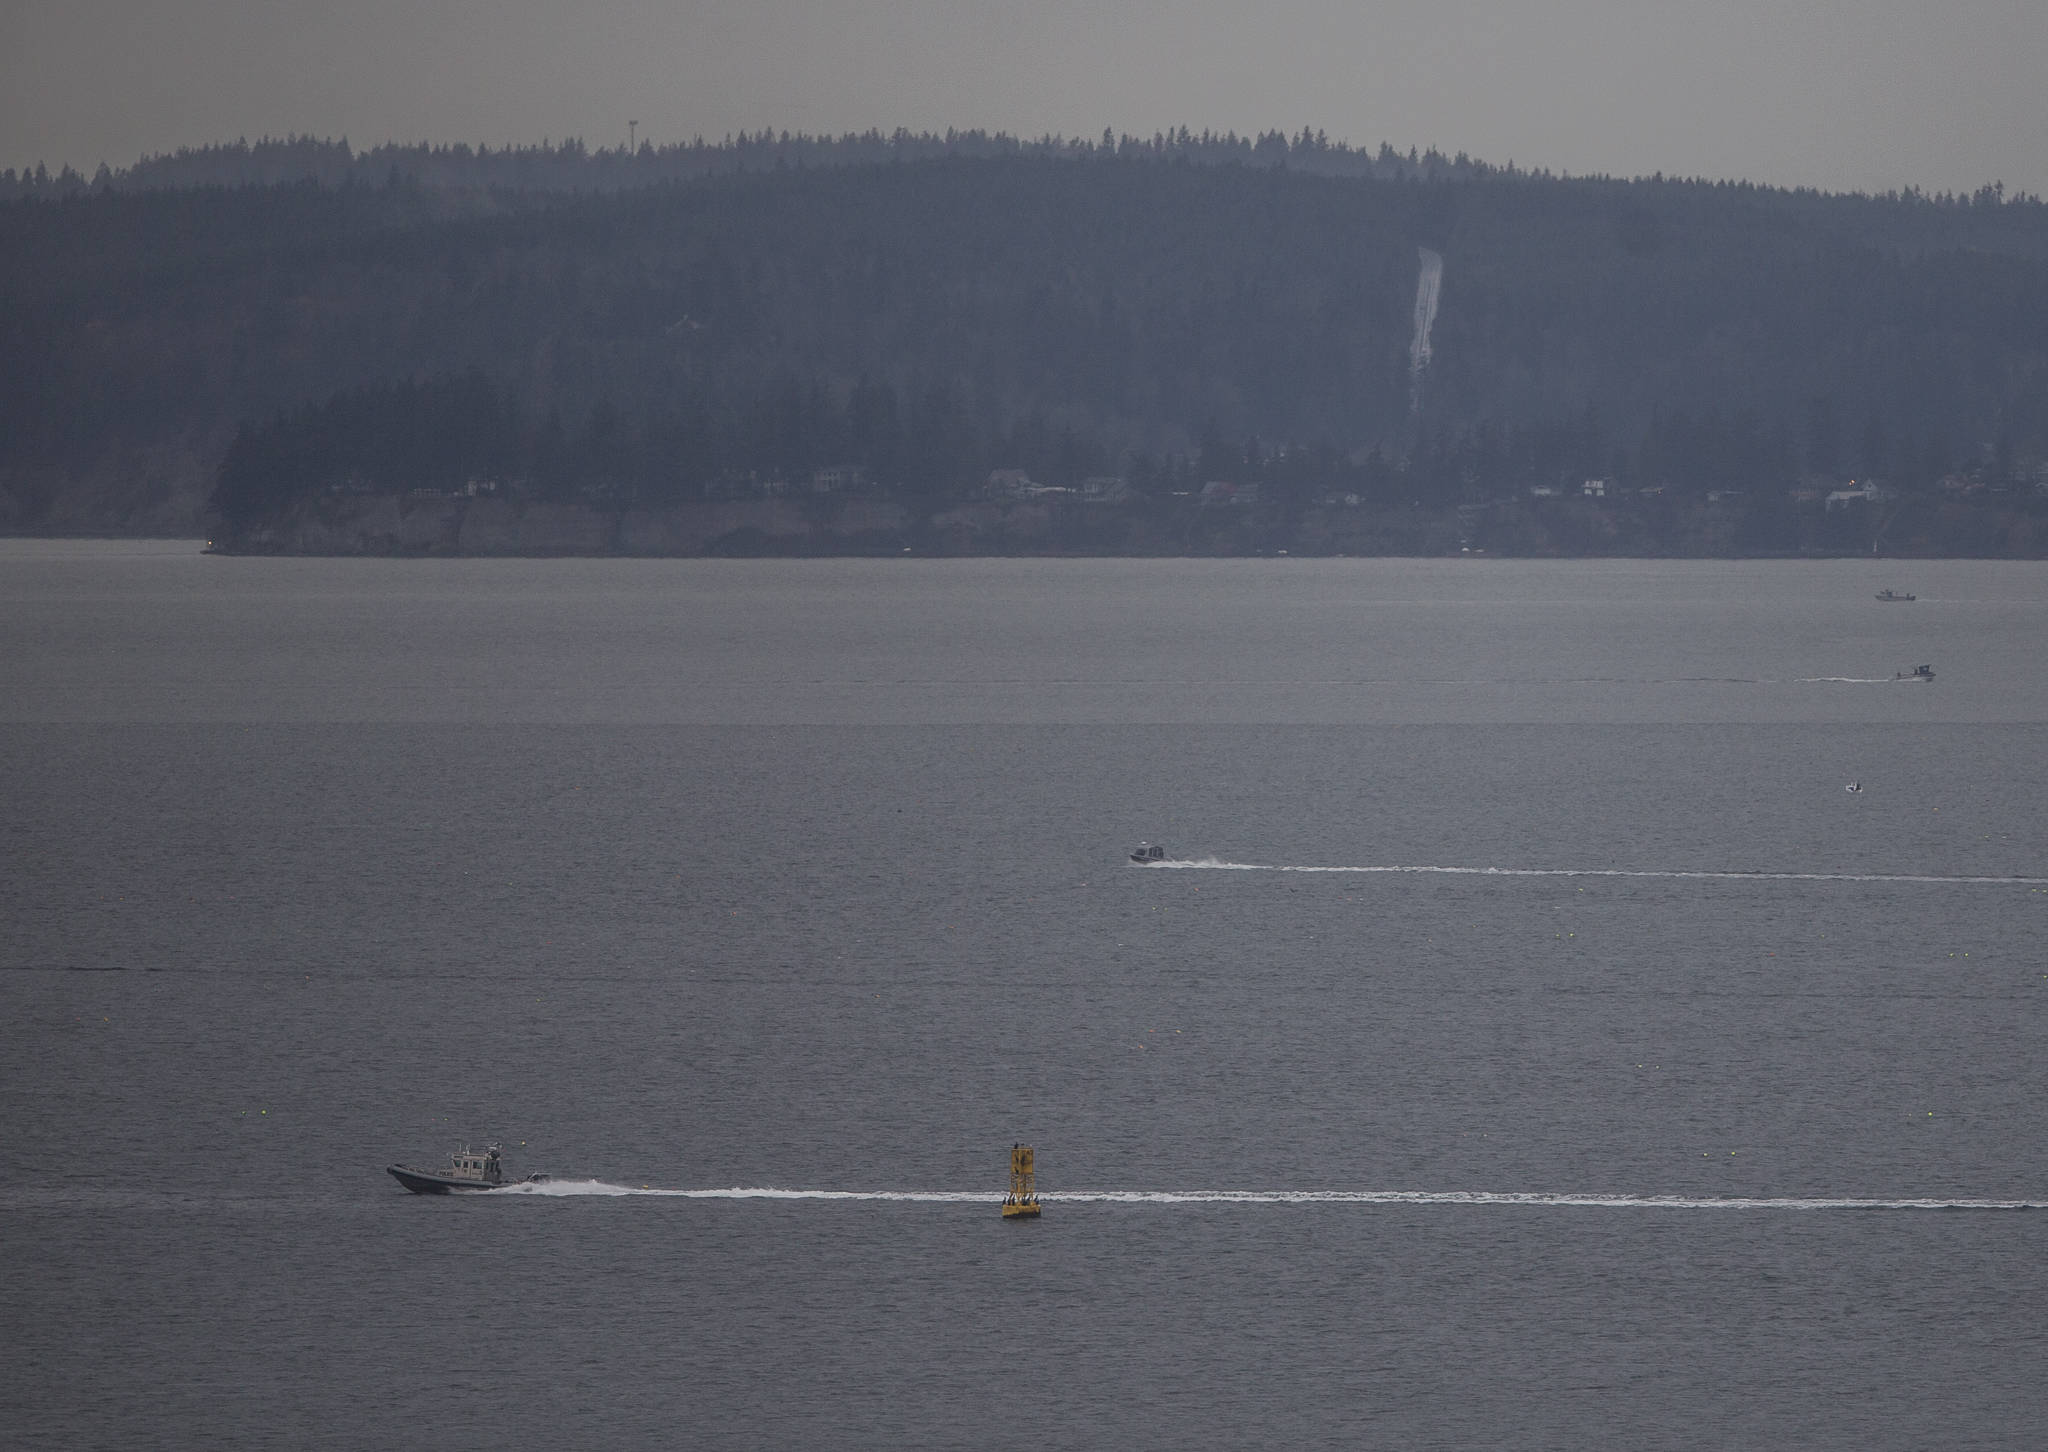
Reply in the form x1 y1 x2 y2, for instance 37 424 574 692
1875 589 1915 602
1893 664 1935 681
1845 782 1863 793
1129 843 1168 864
387 1142 547 1194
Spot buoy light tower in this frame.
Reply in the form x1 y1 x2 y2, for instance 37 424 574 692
1002 1144 1041 1218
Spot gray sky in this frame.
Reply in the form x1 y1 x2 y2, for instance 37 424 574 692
7 0 2046 195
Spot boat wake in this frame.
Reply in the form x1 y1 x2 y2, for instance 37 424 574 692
495 1180 988 1201
494 1182 2042 1211
1149 860 2048 886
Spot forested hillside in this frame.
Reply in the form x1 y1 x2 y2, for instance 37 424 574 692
4 141 2046 552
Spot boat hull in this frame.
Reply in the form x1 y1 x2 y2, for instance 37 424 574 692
387 1164 545 1194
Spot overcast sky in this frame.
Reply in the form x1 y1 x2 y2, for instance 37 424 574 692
6 0 2045 195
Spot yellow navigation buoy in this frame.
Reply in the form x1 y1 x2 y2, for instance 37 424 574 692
1002 1143 1041 1219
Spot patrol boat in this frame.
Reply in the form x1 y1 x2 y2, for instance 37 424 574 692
1875 589 1916 602
386 1142 546 1194
1893 664 1935 681
1130 843 1168 864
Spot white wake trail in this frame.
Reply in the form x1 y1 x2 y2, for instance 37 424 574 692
499 1180 992 1201
1151 860 2048 886
495 1182 2043 1211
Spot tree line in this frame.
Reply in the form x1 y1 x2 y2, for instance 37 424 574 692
3 127 1597 201
7 149 2048 544
211 365 2039 545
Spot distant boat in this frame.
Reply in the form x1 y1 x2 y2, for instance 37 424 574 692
1875 589 1916 602
387 1141 547 1194
1893 664 1935 681
1845 782 1863 793
1129 843 1168 864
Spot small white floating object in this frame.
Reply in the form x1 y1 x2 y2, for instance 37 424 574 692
1845 782 1863 793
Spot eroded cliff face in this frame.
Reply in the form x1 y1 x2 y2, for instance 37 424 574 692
92 478 2048 559
214 494 916 555
0 443 217 537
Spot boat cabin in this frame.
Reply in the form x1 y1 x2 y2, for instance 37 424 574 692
447 1144 506 1185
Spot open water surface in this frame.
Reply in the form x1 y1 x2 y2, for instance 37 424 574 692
3 545 2045 1447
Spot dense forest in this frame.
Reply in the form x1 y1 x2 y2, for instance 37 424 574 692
4 133 2047 553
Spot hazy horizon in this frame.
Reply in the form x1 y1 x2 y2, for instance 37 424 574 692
6 0 2047 197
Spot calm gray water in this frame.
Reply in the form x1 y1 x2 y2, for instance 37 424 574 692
3 543 2045 1448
